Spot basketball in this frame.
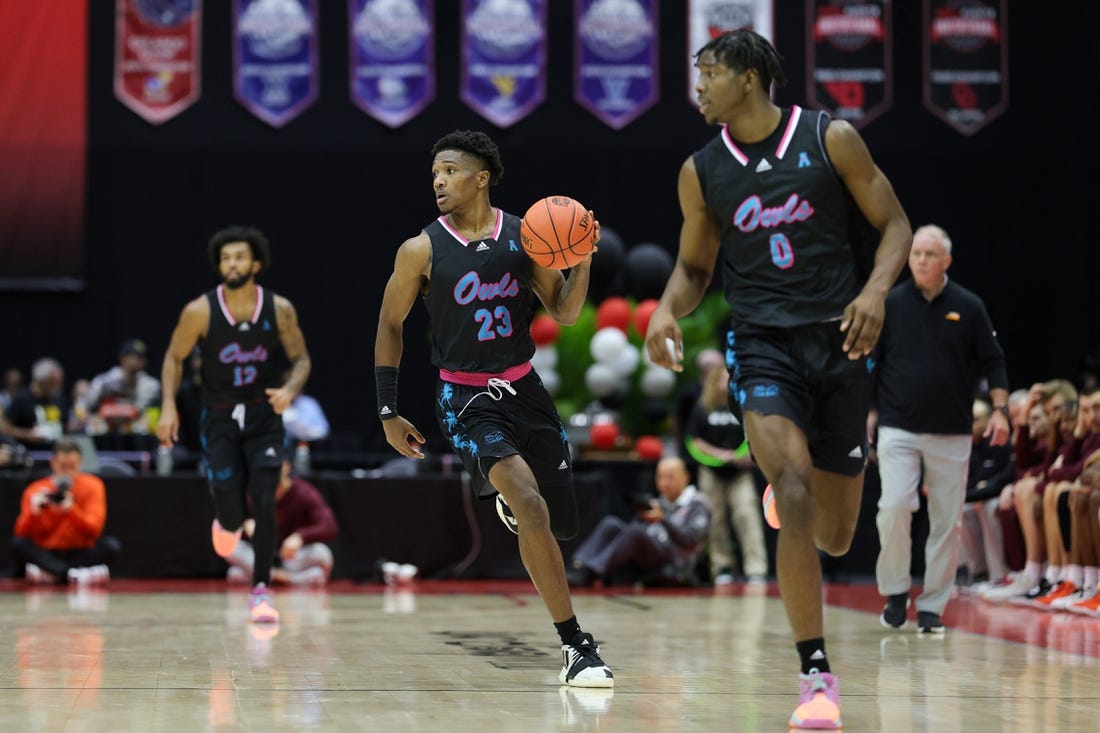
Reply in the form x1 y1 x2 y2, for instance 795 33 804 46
520 195 596 270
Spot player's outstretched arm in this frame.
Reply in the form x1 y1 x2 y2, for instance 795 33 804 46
157 296 209 444
530 214 598 326
826 119 912 359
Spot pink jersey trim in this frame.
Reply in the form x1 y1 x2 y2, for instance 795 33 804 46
216 284 264 326
436 208 503 246
719 125 749 166
775 106 802 160
439 361 532 387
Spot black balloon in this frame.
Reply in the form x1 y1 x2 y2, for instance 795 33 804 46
589 226 627 302
626 242 675 301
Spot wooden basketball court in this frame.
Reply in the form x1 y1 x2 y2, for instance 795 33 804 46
0 578 1096 731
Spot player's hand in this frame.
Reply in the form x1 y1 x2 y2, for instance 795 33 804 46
156 407 179 445
265 387 294 414
644 306 683 372
840 289 886 359
383 416 426 459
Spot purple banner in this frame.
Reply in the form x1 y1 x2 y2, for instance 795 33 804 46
233 0 319 128
349 0 435 128
460 0 547 128
923 0 1007 136
574 0 659 130
807 0 891 129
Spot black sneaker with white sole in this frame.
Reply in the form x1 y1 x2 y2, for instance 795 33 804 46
559 632 614 688
880 592 910 629
916 611 945 634
495 493 519 535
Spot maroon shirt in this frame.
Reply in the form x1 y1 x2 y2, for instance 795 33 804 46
275 477 339 547
1046 431 1100 484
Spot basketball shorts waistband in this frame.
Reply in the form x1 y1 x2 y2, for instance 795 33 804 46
439 361 533 387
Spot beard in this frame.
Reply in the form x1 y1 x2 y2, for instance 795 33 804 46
222 272 250 289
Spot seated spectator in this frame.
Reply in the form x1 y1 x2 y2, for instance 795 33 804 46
225 459 338 587
684 363 767 585
1 367 23 412
67 378 92 434
0 357 69 447
567 456 711 587
960 398 1015 588
10 438 121 585
77 339 161 446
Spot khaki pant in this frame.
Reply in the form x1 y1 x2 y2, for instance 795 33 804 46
698 466 768 578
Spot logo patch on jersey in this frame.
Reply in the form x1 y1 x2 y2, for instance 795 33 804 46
238 322 250 331
476 242 490 252
264 446 277 457
509 240 518 252
558 460 568 470
798 151 811 168
484 431 504 444
848 446 863 459
755 158 772 172
752 384 780 398
263 320 272 331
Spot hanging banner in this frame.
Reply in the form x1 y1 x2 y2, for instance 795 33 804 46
0 1 87 290
460 0 547 128
574 0 659 130
923 0 1007 135
114 0 202 125
349 0 435 128
807 0 891 129
233 0 320 128
687 0 773 106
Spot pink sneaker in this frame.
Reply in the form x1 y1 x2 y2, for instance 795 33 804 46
790 669 841 730
762 484 781 530
249 583 280 624
211 519 242 558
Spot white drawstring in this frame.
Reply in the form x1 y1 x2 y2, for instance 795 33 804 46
455 377 517 418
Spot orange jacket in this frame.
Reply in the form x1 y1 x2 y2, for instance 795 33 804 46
13 473 107 550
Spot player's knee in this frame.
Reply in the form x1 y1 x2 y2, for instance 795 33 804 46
509 490 551 532
817 520 856 556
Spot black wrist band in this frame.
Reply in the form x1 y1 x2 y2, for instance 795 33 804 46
376 366 399 420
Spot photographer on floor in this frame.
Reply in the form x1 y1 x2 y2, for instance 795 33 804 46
11 438 121 585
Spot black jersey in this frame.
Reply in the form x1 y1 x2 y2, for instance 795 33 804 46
421 209 538 373
694 106 861 329
199 285 284 406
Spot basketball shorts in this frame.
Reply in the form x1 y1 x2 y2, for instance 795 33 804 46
201 401 286 490
725 319 872 477
435 370 573 498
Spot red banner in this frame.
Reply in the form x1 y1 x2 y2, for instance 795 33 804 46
807 0 892 129
114 0 203 125
0 1 87 290
923 0 1008 135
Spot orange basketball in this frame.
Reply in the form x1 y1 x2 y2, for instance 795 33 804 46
520 195 596 270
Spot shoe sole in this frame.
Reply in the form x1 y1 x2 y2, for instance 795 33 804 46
879 614 907 630
561 673 614 689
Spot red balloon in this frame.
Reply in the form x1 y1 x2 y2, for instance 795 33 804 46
632 298 659 338
589 422 620 450
530 313 560 345
634 435 664 460
595 296 632 333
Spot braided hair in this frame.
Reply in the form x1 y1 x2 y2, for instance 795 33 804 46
431 130 505 187
694 29 788 90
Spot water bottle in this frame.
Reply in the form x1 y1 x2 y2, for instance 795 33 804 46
155 445 174 476
293 441 311 475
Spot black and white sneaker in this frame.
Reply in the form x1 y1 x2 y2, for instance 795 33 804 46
916 611 945 634
495 493 519 535
880 593 910 629
559 632 614 688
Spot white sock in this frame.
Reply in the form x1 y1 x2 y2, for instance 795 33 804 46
1044 565 1061 584
1024 561 1042 583
1065 564 1084 589
1084 566 1099 591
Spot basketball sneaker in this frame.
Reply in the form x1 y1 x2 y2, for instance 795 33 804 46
880 592 910 629
495 493 520 535
1033 580 1078 610
25 563 56 585
916 611 945 634
211 519 243 558
559 632 614 688
248 583 280 624
762 484 781 529
790 668 841 730
1068 588 1100 617
980 573 1038 602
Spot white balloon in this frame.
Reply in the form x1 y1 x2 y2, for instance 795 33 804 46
640 367 677 398
531 345 558 371
590 327 629 363
608 343 640 378
585 363 621 397
539 368 560 396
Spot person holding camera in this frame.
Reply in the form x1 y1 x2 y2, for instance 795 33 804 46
567 456 711 587
10 438 121 585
